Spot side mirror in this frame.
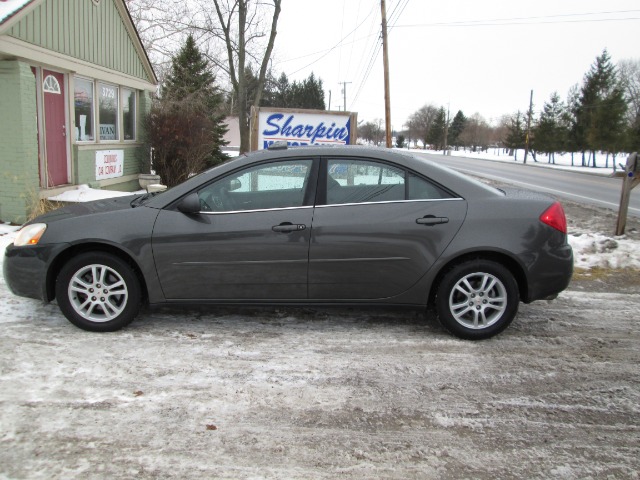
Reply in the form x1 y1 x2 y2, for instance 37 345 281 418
177 193 201 214
228 178 242 191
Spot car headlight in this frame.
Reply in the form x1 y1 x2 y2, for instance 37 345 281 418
14 223 47 246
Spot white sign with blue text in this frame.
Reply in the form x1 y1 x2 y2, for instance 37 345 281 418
257 111 353 150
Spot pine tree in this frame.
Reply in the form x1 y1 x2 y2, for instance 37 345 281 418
534 92 568 164
165 36 216 106
288 73 326 110
155 35 228 174
258 71 325 110
576 50 627 167
505 112 526 160
261 72 291 107
448 110 466 150
427 107 447 150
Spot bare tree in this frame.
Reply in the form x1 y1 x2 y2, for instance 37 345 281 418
208 0 282 153
618 59 640 125
125 0 199 77
408 104 439 149
459 113 492 152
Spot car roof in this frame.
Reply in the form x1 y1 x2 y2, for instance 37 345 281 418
145 145 502 209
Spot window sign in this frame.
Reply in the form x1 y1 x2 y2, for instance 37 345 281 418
96 150 124 180
98 83 119 141
74 77 94 141
122 88 136 140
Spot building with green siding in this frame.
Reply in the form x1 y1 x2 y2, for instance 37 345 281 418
0 0 157 224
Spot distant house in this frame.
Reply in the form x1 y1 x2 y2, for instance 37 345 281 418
0 0 158 223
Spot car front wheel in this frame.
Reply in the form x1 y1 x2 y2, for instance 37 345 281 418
436 259 519 340
55 252 141 332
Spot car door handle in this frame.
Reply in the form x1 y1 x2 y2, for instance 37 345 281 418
272 222 306 233
416 215 449 226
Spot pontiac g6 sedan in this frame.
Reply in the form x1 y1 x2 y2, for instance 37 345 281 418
4 145 572 339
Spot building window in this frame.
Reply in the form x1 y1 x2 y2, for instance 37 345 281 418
98 82 119 141
74 78 94 141
43 75 61 94
122 88 136 141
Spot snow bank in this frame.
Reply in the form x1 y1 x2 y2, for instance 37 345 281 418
569 233 640 270
46 184 144 203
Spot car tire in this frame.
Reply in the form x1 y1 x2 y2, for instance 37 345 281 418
55 252 141 332
436 259 519 340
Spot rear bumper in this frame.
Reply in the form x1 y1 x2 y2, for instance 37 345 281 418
3 242 69 301
525 243 573 303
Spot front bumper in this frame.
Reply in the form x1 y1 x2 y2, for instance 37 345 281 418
3 242 69 301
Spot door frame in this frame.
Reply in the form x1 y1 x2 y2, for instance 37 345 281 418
33 66 72 188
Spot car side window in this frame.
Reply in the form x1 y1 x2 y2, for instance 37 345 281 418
198 159 313 212
327 159 405 205
408 173 454 200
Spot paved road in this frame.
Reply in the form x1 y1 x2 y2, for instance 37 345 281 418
419 153 640 218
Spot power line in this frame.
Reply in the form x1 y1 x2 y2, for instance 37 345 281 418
351 0 411 111
395 9 640 28
388 0 410 30
285 6 376 76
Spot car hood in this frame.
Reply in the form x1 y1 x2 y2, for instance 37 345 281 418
32 194 141 224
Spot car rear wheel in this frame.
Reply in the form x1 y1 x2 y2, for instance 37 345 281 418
436 259 519 340
55 252 141 332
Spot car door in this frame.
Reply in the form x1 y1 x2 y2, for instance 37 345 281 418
152 158 317 300
308 157 467 300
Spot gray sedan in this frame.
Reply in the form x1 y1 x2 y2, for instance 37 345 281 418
3 145 573 339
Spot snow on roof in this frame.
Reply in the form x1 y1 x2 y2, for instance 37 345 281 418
0 0 34 25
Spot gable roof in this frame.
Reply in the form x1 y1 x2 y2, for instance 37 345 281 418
0 0 157 86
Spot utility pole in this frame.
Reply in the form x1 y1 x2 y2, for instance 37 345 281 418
380 0 392 148
339 81 351 112
524 89 533 164
328 90 332 111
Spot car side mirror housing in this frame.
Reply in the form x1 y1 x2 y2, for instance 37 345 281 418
177 193 201 214
228 179 242 191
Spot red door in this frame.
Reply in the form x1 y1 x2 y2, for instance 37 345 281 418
42 70 69 186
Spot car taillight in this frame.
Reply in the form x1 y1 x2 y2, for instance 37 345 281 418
540 202 567 234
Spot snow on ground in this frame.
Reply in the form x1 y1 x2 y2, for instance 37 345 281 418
0 269 639 478
46 184 145 203
1 154 639 478
404 146 629 176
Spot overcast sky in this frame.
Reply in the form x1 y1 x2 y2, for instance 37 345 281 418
272 0 639 127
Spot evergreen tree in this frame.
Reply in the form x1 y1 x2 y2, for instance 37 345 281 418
259 71 325 110
448 110 466 150
427 107 447 150
504 112 526 160
287 73 326 109
576 50 627 167
534 92 569 164
565 84 583 166
162 35 228 168
261 72 291 108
